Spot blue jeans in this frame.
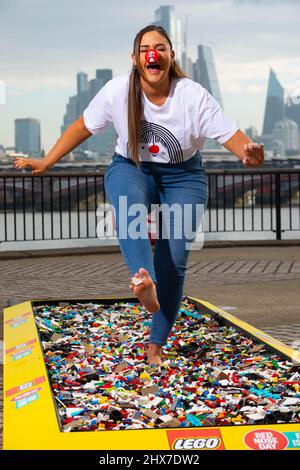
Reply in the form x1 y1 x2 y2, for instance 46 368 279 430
104 152 208 345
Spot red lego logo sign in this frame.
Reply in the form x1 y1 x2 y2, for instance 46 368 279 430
244 429 289 450
167 428 225 450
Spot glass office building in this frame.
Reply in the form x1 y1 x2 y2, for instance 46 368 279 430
262 68 284 135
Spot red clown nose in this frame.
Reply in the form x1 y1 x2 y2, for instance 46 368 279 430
145 49 160 64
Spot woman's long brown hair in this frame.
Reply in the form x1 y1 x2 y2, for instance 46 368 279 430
128 25 187 166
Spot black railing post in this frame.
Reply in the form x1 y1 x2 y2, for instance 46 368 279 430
275 172 282 240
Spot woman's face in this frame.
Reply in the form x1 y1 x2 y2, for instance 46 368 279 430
132 30 175 86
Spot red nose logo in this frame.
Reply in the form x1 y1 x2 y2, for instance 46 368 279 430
145 49 160 64
149 145 160 154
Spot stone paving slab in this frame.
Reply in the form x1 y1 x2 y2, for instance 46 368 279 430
262 324 300 353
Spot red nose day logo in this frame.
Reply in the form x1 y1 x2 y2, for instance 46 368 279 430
145 49 160 64
244 429 289 450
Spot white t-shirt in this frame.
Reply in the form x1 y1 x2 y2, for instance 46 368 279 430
83 73 238 164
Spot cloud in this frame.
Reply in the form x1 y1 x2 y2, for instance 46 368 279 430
7 77 74 96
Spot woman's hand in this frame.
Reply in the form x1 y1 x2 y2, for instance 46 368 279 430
13 158 47 176
242 143 264 168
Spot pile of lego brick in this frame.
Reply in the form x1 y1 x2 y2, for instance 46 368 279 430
33 299 300 432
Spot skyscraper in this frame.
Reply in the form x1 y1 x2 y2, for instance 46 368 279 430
193 45 223 109
262 68 284 135
61 69 115 158
77 71 89 94
285 102 300 153
245 126 258 141
61 96 78 134
87 70 114 158
272 117 299 156
15 118 41 157
154 5 183 66
286 102 300 131
181 51 193 78
192 44 224 150
95 69 113 88
76 71 89 118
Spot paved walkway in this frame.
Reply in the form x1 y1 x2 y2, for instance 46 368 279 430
1 244 300 341
1 243 300 448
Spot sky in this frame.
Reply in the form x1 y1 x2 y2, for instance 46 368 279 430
0 0 299 153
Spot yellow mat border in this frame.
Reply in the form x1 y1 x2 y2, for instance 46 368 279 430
3 296 300 450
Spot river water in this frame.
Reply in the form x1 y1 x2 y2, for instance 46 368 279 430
0 206 299 251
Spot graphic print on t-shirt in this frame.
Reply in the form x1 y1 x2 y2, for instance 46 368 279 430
139 120 183 163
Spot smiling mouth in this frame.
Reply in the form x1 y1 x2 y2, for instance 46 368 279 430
146 64 161 70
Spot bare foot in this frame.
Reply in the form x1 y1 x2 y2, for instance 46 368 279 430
145 343 162 366
129 268 160 314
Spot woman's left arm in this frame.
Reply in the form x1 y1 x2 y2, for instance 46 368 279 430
222 129 264 168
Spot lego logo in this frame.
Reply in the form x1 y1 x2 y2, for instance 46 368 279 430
167 428 224 450
174 437 220 450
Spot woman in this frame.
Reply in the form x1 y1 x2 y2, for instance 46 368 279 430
14 25 264 365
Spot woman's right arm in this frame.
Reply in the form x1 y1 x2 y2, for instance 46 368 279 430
14 115 92 175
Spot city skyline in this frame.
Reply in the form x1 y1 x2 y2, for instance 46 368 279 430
0 0 299 153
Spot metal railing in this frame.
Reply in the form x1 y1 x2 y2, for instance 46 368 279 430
205 169 300 240
0 168 300 243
